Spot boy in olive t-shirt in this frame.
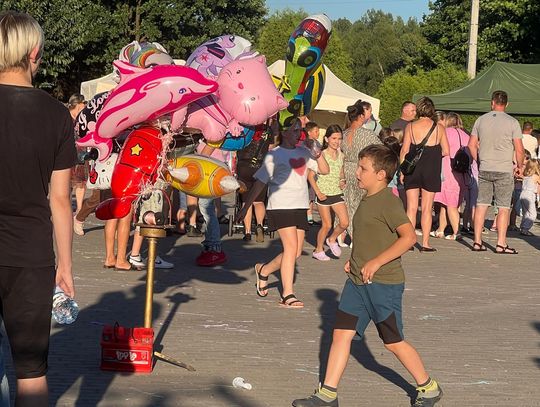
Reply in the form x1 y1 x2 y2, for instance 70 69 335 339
293 145 442 407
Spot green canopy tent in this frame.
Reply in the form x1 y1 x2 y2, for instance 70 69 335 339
413 62 540 115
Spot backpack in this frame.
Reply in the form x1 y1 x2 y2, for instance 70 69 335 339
451 129 471 174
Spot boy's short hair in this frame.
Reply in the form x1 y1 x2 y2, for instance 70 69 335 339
358 144 398 183
305 121 319 132
0 11 44 73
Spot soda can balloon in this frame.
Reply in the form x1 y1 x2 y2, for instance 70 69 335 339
187 35 255 78
279 14 332 128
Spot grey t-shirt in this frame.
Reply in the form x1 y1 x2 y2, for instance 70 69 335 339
471 111 522 173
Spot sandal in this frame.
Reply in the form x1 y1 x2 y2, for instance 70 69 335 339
520 230 534 236
472 242 487 252
254 263 269 297
279 294 304 308
429 230 444 238
495 244 518 254
419 246 437 252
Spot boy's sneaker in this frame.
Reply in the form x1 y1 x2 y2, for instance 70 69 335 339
196 250 227 266
243 233 252 242
412 379 442 407
154 256 174 269
292 389 338 406
187 225 203 237
129 254 145 269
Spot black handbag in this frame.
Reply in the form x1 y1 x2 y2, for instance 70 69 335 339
400 122 437 176
450 129 471 174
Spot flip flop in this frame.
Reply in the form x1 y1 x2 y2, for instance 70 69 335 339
114 264 134 271
495 244 518 254
103 264 115 269
279 294 304 309
254 263 269 297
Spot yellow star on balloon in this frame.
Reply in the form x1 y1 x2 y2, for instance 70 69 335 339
131 144 143 156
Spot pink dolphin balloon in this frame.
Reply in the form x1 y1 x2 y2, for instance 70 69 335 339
184 55 287 143
78 61 218 160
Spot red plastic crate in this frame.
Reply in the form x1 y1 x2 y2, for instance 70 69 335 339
100 323 154 373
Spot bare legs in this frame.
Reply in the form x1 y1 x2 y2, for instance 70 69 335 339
103 212 132 269
322 310 429 391
315 203 349 253
256 226 305 302
17 376 48 407
437 205 460 235
406 188 436 248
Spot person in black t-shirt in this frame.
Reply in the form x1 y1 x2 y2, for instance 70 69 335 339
0 11 76 406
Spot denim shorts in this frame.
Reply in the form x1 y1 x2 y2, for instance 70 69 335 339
477 171 514 209
338 279 404 344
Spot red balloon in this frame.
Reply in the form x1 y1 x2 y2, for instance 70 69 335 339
111 127 163 199
95 196 134 220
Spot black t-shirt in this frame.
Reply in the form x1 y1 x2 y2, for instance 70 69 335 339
0 84 77 267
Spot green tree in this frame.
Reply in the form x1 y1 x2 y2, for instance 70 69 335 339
1 0 267 97
421 0 540 70
375 64 468 125
257 9 353 84
336 10 426 95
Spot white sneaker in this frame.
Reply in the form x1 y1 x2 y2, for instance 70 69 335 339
337 235 349 248
73 216 84 236
154 256 174 269
129 254 145 269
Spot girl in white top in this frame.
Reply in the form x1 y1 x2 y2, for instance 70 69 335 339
308 125 349 261
237 119 329 308
519 159 540 235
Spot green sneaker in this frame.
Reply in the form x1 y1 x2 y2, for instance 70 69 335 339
292 390 338 407
412 382 443 406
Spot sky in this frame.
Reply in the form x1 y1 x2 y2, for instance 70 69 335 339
266 0 431 21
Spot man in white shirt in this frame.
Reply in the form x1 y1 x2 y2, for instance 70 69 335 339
521 122 538 158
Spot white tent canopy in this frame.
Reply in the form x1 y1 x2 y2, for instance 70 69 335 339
267 60 380 117
80 59 186 100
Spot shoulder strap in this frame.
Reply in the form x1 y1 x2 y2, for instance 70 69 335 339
418 122 437 148
456 128 463 148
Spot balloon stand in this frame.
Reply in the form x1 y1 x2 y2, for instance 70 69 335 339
139 224 196 372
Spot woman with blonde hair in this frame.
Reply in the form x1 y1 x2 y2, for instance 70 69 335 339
400 97 449 251
432 112 470 240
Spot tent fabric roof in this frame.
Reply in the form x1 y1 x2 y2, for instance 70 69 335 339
413 62 540 115
267 60 380 117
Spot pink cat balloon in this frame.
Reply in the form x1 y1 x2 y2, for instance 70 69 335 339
184 55 287 142
78 61 218 160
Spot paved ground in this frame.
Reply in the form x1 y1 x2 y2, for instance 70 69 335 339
4 206 540 406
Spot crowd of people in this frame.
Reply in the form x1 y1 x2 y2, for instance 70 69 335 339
1 9 539 407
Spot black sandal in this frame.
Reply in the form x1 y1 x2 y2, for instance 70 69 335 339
495 244 518 254
472 242 487 252
279 294 304 308
254 263 269 297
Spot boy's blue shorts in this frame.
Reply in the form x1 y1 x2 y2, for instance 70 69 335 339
338 278 404 344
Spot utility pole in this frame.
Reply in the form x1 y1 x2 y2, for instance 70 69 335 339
467 0 480 79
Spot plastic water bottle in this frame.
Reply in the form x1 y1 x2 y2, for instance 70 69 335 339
51 286 79 324
232 377 252 390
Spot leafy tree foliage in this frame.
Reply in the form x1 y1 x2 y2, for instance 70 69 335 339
1 0 267 97
421 0 540 71
375 64 468 125
335 10 426 95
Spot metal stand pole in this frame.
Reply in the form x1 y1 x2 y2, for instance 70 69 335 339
138 225 195 372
